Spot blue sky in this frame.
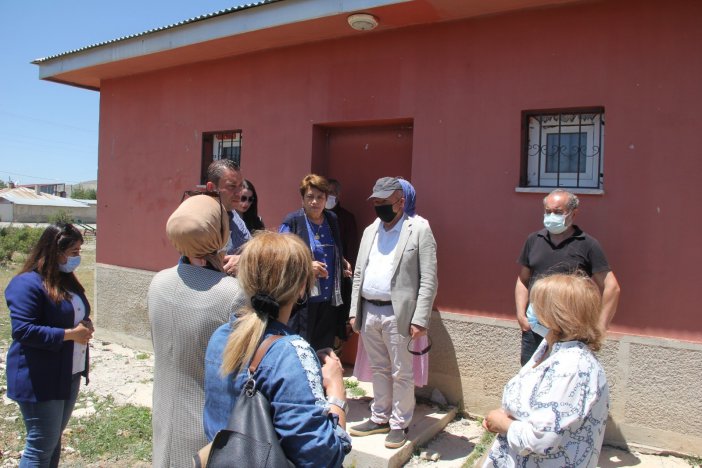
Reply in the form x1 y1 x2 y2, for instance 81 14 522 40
0 1 247 186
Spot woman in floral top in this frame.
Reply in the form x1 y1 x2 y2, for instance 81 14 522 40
483 274 610 468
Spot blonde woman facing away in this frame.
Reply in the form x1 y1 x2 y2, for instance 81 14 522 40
203 232 351 467
483 274 610 468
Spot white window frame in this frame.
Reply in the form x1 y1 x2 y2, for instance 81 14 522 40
522 109 604 190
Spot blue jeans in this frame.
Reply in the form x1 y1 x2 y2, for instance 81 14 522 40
17 374 81 468
520 330 544 366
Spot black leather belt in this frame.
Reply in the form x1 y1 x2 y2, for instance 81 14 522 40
364 298 392 306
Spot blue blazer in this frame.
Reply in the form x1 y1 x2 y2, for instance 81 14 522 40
5 271 90 402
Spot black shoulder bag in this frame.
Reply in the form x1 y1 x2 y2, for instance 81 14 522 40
194 335 293 468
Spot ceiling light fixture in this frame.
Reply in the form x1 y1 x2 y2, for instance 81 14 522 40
347 13 378 31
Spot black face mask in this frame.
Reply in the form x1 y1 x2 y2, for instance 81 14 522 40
374 204 397 223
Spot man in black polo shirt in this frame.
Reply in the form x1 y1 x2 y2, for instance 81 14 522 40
515 189 621 365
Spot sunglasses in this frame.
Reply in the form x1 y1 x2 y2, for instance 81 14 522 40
181 190 221 202
407 335 432 356
240 195 255 203
180 190 227 240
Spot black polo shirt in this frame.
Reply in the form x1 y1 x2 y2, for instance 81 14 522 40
518 225 611 289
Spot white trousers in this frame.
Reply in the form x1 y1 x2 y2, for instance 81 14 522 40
360 301 414 429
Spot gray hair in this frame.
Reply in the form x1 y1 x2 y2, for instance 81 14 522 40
207 159 240 185
544 189 579 211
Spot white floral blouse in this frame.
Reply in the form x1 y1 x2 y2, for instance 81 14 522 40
485 340 609 468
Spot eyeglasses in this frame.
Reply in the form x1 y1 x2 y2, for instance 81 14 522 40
180 190 227 240
240 196 255 203
407 335 432 356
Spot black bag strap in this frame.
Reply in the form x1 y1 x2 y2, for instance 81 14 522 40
248 334 284 374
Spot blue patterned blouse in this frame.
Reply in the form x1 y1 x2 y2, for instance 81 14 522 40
485 340 609 468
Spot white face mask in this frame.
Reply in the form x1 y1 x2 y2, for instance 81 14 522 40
59 255 81 273
325 195 337 210
543 212 569 234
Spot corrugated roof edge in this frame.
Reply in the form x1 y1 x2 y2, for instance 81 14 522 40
32 0 282 64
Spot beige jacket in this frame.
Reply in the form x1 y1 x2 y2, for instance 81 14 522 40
350 214 438 337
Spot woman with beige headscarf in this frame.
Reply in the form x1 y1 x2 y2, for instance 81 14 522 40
147 194 246 468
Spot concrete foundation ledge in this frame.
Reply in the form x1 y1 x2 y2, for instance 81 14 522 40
344 396 457 468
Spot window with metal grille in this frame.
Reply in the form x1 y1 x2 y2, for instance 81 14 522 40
520 108 604 189
200 130 242 184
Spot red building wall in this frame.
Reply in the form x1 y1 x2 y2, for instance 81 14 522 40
97 0 702 341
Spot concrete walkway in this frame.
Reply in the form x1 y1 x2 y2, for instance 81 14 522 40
344 379 698 468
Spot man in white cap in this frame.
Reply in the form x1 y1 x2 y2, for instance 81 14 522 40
348 177 438 449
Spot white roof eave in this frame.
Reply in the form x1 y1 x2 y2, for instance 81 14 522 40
34 0 409 82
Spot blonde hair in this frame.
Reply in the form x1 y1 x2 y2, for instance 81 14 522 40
530 273 603 351
220 231 315 376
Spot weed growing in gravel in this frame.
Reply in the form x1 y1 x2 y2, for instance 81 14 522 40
462 418 495 468
64 394 152 463
344 377 367 397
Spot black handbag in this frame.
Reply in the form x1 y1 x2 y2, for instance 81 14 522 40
194 335 293 468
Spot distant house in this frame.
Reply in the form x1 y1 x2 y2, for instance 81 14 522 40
0 187 96 223
33 0 702 455
17 183 67 197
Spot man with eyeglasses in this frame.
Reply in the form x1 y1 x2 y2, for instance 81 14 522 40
205 160 251 275
515 189 621 365
347 177 438 449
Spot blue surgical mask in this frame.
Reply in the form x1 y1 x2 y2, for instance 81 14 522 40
59 255 81 273
543 213 568 234
325 195 337 210
526 304 550 337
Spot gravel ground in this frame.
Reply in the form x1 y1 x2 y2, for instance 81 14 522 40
83 342 697 468
3 338 695 467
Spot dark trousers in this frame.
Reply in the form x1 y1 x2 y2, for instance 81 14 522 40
288 300 337 350
520 330 544 366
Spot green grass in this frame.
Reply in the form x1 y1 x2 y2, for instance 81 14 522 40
64 395 152 463
462 419 495 468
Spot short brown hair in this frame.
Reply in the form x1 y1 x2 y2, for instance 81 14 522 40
530 273 603 351
299 174 330 198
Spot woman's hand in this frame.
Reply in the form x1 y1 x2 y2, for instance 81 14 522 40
222 254 241 276
80 319 95 332
65 322 93 345
342 259 353 278
482 408 514 435
319 349 344 396
318 349 347 428
312 261 329 279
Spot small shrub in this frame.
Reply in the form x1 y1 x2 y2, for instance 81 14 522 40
48 209 74 225
0 226 43 264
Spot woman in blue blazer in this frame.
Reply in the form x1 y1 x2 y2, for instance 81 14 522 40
279 174 352 350
5 223 94 468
